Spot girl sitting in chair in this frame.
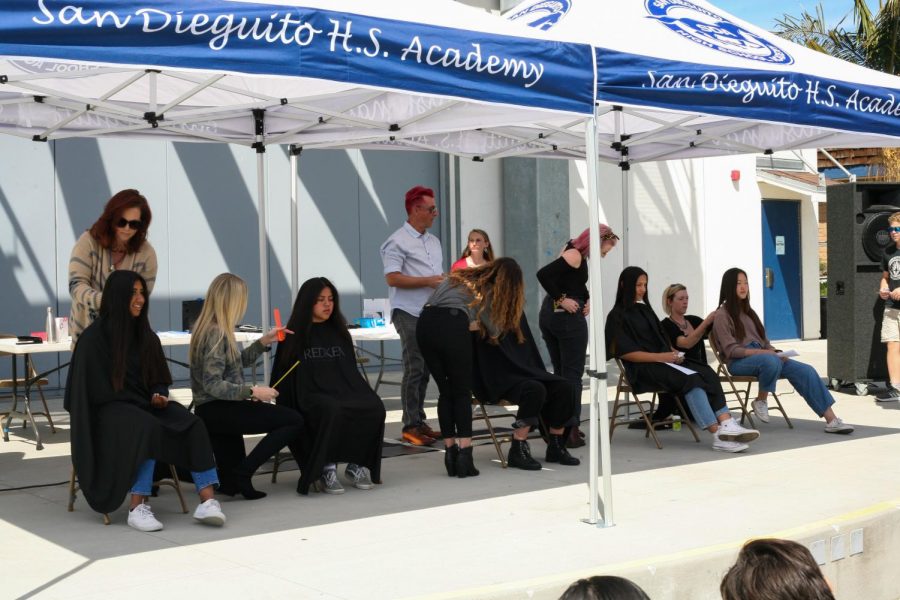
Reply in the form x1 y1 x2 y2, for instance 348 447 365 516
65 270 224 532
605 267 759 453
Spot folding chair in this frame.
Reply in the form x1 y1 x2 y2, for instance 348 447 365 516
609 358 700 449
708 333 793 429
68 464 188 525
0 333 56 434
471 395 548 469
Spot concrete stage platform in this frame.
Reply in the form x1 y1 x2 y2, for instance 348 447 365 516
2 339 900 599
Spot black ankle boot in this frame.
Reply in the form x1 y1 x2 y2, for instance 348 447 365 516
507 439 542 471
226 469 267 500
546 434 580 466
455 446 480 478
444 444 459 477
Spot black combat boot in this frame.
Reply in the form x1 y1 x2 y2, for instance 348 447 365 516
507 439 542 471
546 434 581 466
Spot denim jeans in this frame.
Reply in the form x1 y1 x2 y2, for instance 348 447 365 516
683 388 729 430
728 342 835 417
130 459 220 496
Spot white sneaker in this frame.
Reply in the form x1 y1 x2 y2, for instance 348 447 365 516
316 468 345 495
712 433 749 453
716 418 760 443
193 498 226 526
127 502 163 532
345 464 374 490
751 399 770 423
825 417 854 434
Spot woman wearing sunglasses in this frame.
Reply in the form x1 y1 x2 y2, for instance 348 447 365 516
68 189 158 343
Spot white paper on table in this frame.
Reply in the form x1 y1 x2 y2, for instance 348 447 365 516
665 362 697 375
363 298 391 324
777 349 799 357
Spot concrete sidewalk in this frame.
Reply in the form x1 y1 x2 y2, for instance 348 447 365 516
2 339 900 599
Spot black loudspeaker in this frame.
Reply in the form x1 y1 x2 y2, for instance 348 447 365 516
827 182 900 386
182 299 204 332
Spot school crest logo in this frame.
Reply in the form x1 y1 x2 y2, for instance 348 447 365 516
645 0 793 65
506 0 571 30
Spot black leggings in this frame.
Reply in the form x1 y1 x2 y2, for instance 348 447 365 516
504 379 576 430
196 400 304 487
417 306 473 438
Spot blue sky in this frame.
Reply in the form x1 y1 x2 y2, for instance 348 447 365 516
711 0 876 30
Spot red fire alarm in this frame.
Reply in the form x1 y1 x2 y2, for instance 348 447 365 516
730 169 741 182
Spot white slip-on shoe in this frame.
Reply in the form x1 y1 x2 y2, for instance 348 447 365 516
824 418 854 434
193 498 226 526
712 433 749 453
716 418 760 443
751 399 770 423
128 502 163 532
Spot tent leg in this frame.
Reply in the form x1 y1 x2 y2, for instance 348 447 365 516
254 110 271 384
584 113 614 528
289 145 302 300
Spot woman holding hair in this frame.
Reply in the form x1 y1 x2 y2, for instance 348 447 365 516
190 273 305 499
605 267 759 453
65 270 225 532
537 224 619 448
69 189 158 342
713 268 853 433
272 277 386 495
450 228 494 271
417 257 527 477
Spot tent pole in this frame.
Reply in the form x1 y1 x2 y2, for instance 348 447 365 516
584 111 614 528
289 145 302 300
253 109 271 383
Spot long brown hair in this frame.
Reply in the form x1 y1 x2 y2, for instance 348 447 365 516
457 228 495 263
720 538 835 600
718 267 766 342
89 189 152 252
447 257 525 343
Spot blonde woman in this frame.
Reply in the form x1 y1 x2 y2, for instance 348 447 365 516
450 228 495 271
190 274 305 499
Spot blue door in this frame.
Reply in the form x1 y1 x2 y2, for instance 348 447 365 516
761 200 802 340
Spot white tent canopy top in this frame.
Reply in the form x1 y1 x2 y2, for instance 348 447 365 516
0 0 595 149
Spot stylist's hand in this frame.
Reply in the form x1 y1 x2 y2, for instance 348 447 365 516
559 297 580 314
150 393 168 409
260 326 293 346
891 288 900 302
250 385 279 403
427 274 446 288
582 300 590 317
880 287 891 300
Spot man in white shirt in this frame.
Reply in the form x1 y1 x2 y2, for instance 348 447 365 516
380 186 444 445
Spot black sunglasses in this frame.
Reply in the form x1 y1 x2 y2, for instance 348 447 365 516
116 218 142 230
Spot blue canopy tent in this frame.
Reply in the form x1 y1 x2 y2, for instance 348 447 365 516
0 0 596 382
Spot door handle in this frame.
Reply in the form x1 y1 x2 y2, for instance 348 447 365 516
765 267 774 288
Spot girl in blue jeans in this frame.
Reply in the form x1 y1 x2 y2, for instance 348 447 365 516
712 268 854 434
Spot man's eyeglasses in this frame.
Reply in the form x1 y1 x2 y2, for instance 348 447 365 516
116 218 143 230
419 205 437 214
890 226 900 233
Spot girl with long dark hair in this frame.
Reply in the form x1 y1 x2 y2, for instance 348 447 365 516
537 224 619 448
64 270 225 531
450 228 495 271
713 268 853 433
417 257 529 477
272 277 386 495
605 267 759 453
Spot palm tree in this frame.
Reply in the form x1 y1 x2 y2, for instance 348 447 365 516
775 0 900 75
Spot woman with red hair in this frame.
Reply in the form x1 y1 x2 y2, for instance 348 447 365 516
68 189 158 342
537 224 619 447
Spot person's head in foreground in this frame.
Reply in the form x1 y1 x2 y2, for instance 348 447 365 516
559 575 650 600
720 538 835 600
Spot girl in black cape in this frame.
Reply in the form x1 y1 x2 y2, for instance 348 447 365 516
64 270 225 531
272 277 386 495
472 312 581 471
604 267 759 454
